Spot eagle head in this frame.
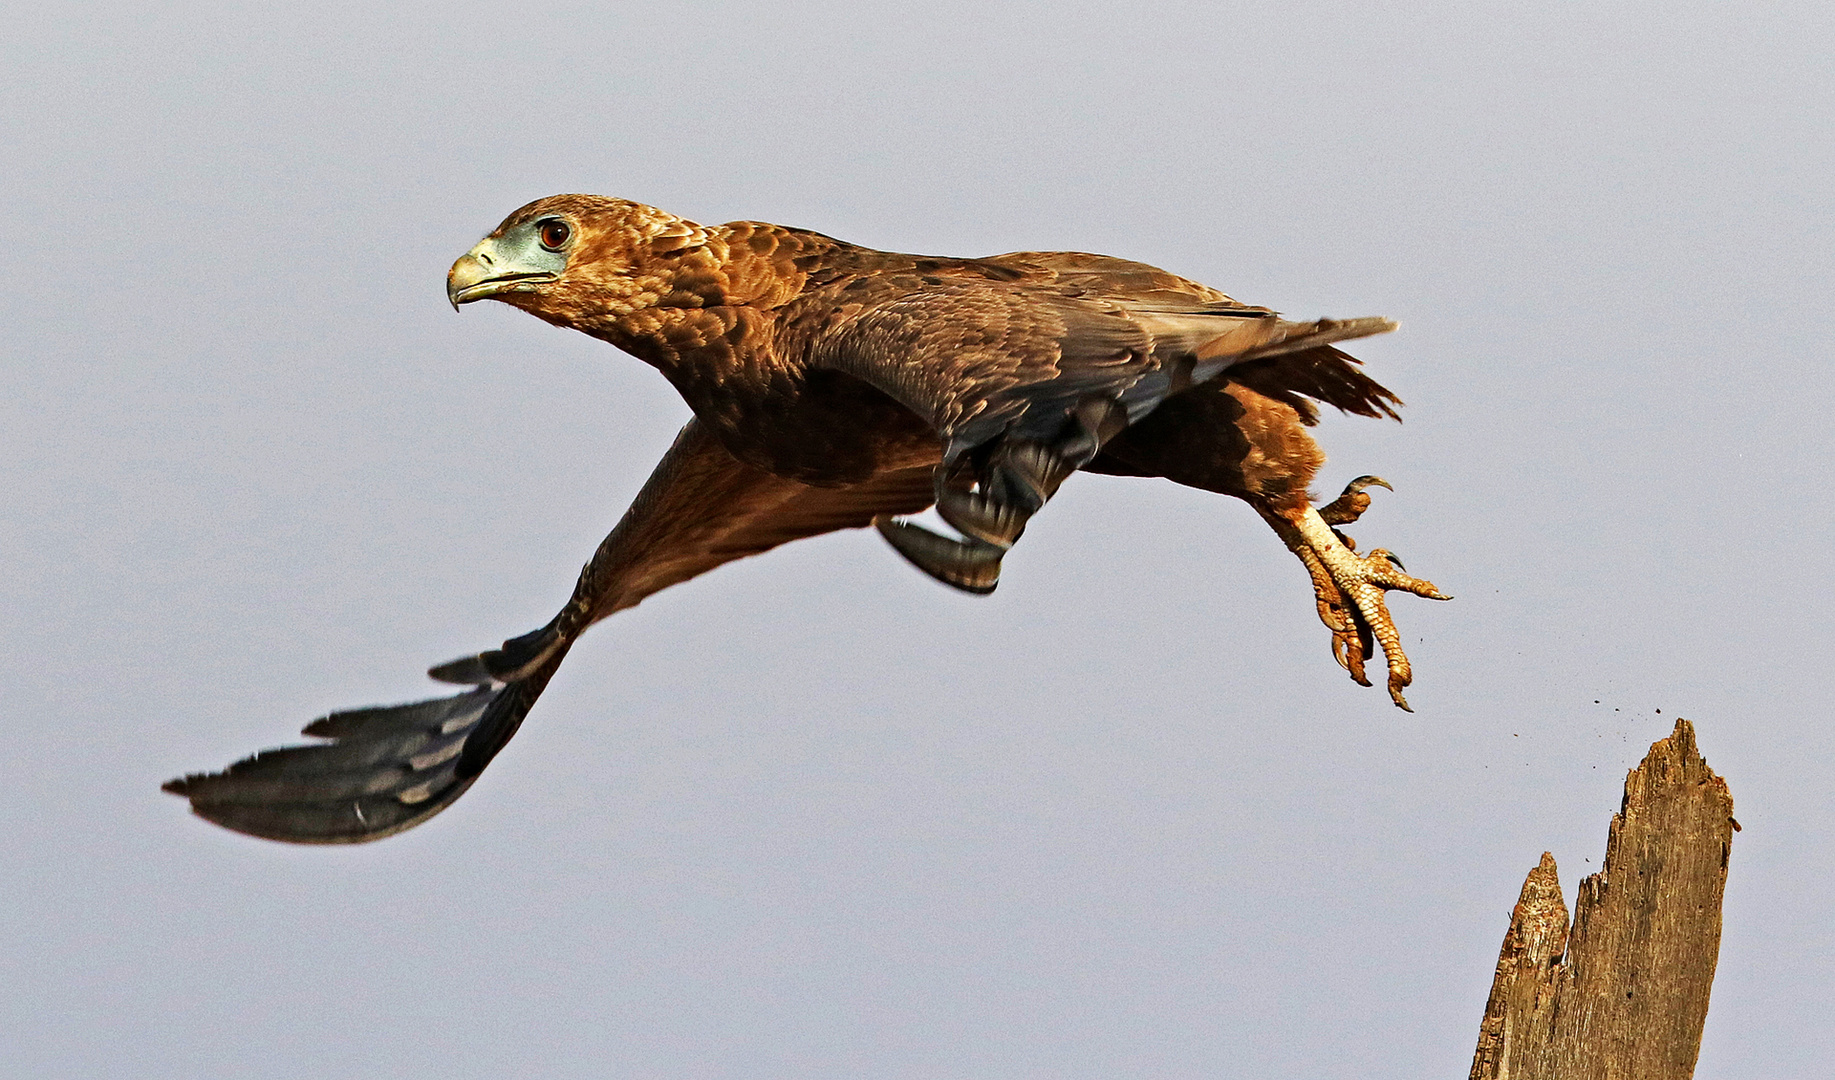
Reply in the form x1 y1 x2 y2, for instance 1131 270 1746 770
447 194 712 323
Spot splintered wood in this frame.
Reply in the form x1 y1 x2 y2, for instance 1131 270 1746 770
1469 719 1736 1080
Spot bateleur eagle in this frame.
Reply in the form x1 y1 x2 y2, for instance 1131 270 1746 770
164 195 1447 843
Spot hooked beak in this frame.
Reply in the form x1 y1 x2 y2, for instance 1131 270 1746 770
447 237 561 310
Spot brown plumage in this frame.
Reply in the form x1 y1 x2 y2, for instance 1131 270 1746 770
163 195 1447 844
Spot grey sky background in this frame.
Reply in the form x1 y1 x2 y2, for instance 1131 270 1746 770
3 2 1829 1076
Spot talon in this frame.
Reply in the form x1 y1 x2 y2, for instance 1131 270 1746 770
875 516 1003 594
1272 502 1447 709
1319 475 1394 526
1334 627 1373 686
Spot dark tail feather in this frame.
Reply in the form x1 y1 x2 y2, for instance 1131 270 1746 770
1232 343 1403 425
1231 316 1398 362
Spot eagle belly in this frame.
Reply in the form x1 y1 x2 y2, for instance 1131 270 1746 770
1091 380 1325 512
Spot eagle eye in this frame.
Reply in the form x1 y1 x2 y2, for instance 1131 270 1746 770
537 219 572 252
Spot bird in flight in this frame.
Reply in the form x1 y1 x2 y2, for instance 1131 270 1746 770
164 195 1448 843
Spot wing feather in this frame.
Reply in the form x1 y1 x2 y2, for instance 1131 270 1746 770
163 420 938 844
807 260 1390 456
567 419 936 622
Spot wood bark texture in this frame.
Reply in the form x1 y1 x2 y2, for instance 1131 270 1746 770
1469 719 1736 1080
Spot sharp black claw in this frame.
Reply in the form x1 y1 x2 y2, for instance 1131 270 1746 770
875 516 1003 594
1320 474 1395 526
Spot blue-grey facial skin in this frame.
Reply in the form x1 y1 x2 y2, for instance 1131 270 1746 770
3 3 1828 1078
448 220 570 307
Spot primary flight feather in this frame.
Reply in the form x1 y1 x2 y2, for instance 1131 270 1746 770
164 195 1447 843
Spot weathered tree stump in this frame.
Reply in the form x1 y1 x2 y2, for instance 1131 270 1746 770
1469 719 1736 1080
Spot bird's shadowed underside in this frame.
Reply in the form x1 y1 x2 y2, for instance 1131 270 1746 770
165 196 1447 843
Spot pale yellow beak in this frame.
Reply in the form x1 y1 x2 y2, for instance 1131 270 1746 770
446 233 564 309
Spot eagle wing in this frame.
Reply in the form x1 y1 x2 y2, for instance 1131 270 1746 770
805 253 1391 456
539 418 936 628
162 419 936 844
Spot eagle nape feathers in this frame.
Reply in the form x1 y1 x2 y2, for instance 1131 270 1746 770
164 195 1447 844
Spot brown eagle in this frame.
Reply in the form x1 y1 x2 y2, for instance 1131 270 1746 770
164 195 1447 843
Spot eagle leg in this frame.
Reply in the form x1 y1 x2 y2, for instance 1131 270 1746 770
1278 535 1373 686
1263 483 1449 710
1304 474 1392 680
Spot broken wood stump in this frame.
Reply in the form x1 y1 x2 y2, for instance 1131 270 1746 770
1469 718 1736 1080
